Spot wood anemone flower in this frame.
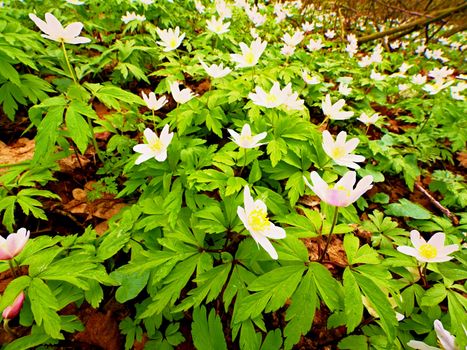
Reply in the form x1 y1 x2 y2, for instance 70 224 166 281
0 228 30 261
29 13 91 44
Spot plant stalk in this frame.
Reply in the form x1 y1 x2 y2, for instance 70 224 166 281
61 41 78 84
319 206 339 262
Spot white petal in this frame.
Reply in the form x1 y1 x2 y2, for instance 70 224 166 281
265 224 286 239
64 22 84 39
397 246 420 259
135 153 154 165
410 230 426 249
426 232 445 249
253 233 278 259
143 128 158 144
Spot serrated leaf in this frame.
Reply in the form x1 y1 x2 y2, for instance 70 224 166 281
236 265 305 322
310 262 343 311
421 284 446 307
175 262 232 312
65 103 91 154
343 268 363 333
354 272 397 340
29 278 62 339
192 306 227 350
284 268 316 349
33 104 65 164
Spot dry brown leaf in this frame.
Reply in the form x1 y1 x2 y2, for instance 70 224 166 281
58 154 90 173
0 138 35 173
457 151 467 168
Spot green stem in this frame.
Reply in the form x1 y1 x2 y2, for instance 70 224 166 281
61 41 78 84
86 115 104 163
3 319 13 336
319 206 339 262
239 148 247 176
8 260 17 278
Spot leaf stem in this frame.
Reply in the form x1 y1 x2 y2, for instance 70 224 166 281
319 206 339 262
61 41 78 84
8 260 17 278
239 148 247 176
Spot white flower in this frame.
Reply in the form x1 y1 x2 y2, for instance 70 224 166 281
397 230 459 263
415 44 426 54
307 38 323 51
140 0 154 4
121 12 146 24
249 82 286 108
141 91 167 111
358 55 372 67
194 0 205 13
29 13 91 44
281 44 295 57
304 171 373 207
206 16 230 35
321 94 354 120
358 112 380 125
325 29 336 39
429 66 454 83
156 26 185 52
338 82 352 96
282 83 304 110
450 82 466 100
282 30 304 47
389 40 401 50
216 0 232 19
227 124 267 149
302 21 314 32
199 59 231 78
322 130 365 169
250 27 259 39
398 83 409 92
346 42 358 57
237 186 286 259
230 38 267 68
66 0 84 5
408 319 459 350
302 71 321 85
370 70 385 81
423 80 454 95
169 81 195 104
412 74 427 85
133 125 173 164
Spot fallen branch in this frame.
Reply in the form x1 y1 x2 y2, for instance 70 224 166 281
357 2 467 43
414 182 459 225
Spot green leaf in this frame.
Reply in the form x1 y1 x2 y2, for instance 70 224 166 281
343 268 363 333
338 335 368 350
65 102 92 154
192 306 227 350
3 325 51 350
385 199 432 220
310 262 343 311
447 290 467 347
344 234 359 265
421 284 447 307
353 272 397 340
284 268 317 350
33 104 65 164
29 278 62 339
248 160 262 184
97 228 131 261
113 267 150 303
261 329 282 350
174 262 232 312
235 265 305 322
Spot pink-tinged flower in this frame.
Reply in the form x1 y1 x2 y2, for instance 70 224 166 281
304 171 373 207
227 124 267 149
0 228 30 260
133 125 173 164
2 292 25 320
408 319 459 350
322 130 365 169
237 186 286 259
29 13 91 44
397 230 459 263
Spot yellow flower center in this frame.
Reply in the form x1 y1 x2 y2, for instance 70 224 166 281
244 51 255 65
150 139 164 152
419 244 437 259
169 38 178 48
330 146 346 159
248 208 270 232
265 93 278 105
331 184 351 197
239 134 253 144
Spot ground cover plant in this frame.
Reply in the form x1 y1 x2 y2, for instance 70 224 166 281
0 0 466 349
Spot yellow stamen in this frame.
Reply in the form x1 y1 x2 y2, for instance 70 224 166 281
244 51 255 65
331 146 346 159
248 208 270 232
419 244 437 259
150 139 164 152
169 38 178 48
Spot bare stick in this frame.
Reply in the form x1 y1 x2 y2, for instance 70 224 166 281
414 182 459 225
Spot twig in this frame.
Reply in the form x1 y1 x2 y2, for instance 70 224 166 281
414 182 459 226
